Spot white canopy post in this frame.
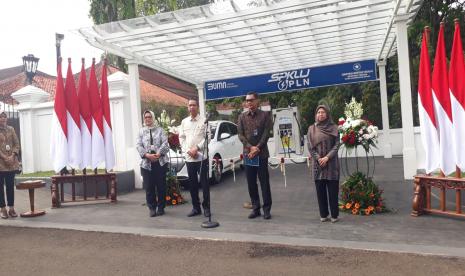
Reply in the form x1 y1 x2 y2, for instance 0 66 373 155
378 60 392 158
126 59 143 188
126 59 142 137
197 84 206 118
395 14 417 179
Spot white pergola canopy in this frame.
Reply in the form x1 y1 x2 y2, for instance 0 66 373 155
78 0 423 86
78 0 424 180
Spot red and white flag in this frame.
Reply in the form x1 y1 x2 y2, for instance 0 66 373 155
50 59 68 172
418 28 440 173
78 58 92 168
100 60 115 170
432 23 456 174
89 59 105 169
64 58 82 169
449 20 465 171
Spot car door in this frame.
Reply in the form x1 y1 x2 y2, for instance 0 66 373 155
226 122 243 163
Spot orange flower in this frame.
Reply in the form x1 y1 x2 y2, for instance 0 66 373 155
369 193 375 198
345 202 352 209
368 206 374 211
352 208 359 215
166 196 171 201
354 202 360 209
364 209 371 215
172 200 177 205
340 205 345 210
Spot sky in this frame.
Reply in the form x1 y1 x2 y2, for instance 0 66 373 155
0 0 102 76
0 0 259 77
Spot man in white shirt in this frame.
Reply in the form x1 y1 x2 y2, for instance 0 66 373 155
179 99 211 217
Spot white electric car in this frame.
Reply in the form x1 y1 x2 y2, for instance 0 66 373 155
167 120 243 185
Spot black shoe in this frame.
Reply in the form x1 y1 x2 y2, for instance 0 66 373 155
149 209 157 217
187 209 201 217
263 211 271 220
248 211 261 219
204 208 211 217
156 209 165 216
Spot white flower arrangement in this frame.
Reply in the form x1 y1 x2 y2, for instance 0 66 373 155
338 98 379 151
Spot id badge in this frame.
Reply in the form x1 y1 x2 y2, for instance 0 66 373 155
5 145 10 151
150 145 155 152
253 129 258 136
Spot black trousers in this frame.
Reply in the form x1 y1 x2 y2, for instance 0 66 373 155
315 179 339 219
0 171 15 208
245 157 272 213
186 160 210 211
141 162 167 210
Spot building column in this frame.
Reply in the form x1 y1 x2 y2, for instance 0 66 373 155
126 60 142 140
126 60 142 188
378 60 392 158
395 14 417 179
197 84 206 118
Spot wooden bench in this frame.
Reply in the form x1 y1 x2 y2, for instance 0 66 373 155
16 180 46 217
51 173 117 208
412 174 465 219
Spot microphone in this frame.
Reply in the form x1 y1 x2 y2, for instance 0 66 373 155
204 112 212 124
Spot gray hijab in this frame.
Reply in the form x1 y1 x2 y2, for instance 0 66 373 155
309 105 338 147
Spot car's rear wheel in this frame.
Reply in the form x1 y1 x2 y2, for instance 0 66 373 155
211 155 223 184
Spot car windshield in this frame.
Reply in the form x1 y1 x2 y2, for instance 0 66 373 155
209 122 218 140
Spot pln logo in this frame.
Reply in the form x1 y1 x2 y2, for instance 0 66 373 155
268 69 311 91
353 63 362 71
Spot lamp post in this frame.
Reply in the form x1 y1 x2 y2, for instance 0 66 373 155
56 33 64 64
22 54 39 85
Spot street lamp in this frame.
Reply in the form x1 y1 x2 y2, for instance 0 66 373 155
22 54 39 85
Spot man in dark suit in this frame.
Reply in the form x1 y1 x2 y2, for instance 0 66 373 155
237 92 273 220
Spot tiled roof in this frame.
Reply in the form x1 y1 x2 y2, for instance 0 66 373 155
0 63 191 107
138 65 197 100
0 71 55 103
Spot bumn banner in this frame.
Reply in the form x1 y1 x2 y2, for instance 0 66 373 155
205 60 377 100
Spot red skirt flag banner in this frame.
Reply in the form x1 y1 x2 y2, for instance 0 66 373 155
432 23 456 175
418 27 440 173
88 58 105 169
78 58 92 169
64 58 82 169
449 20 465 171
50 58 68 172
100 60 115 170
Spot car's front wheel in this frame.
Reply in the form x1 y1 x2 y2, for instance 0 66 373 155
211 155 223 184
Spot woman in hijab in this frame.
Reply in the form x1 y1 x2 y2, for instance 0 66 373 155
307 105 340 223
0 110 20 219
136 110 170 217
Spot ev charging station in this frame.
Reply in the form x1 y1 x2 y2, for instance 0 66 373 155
272 107 304 156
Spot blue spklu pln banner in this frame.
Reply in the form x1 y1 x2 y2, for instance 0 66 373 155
205 59 378 100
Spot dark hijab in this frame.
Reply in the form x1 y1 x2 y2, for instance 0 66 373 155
308 105 338 147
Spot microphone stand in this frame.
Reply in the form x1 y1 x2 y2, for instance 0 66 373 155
200 115 220 228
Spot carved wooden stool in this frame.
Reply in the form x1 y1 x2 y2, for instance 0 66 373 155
16 180 46 217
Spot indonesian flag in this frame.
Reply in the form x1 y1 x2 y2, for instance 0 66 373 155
78 58 92 168
449 21 465 171
100 60 115 170
89 59 105 169
418 28 440 173
64 58 82 169
432 24 456 175
50 59 68 173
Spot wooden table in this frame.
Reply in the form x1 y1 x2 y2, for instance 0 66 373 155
16 180 46 217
